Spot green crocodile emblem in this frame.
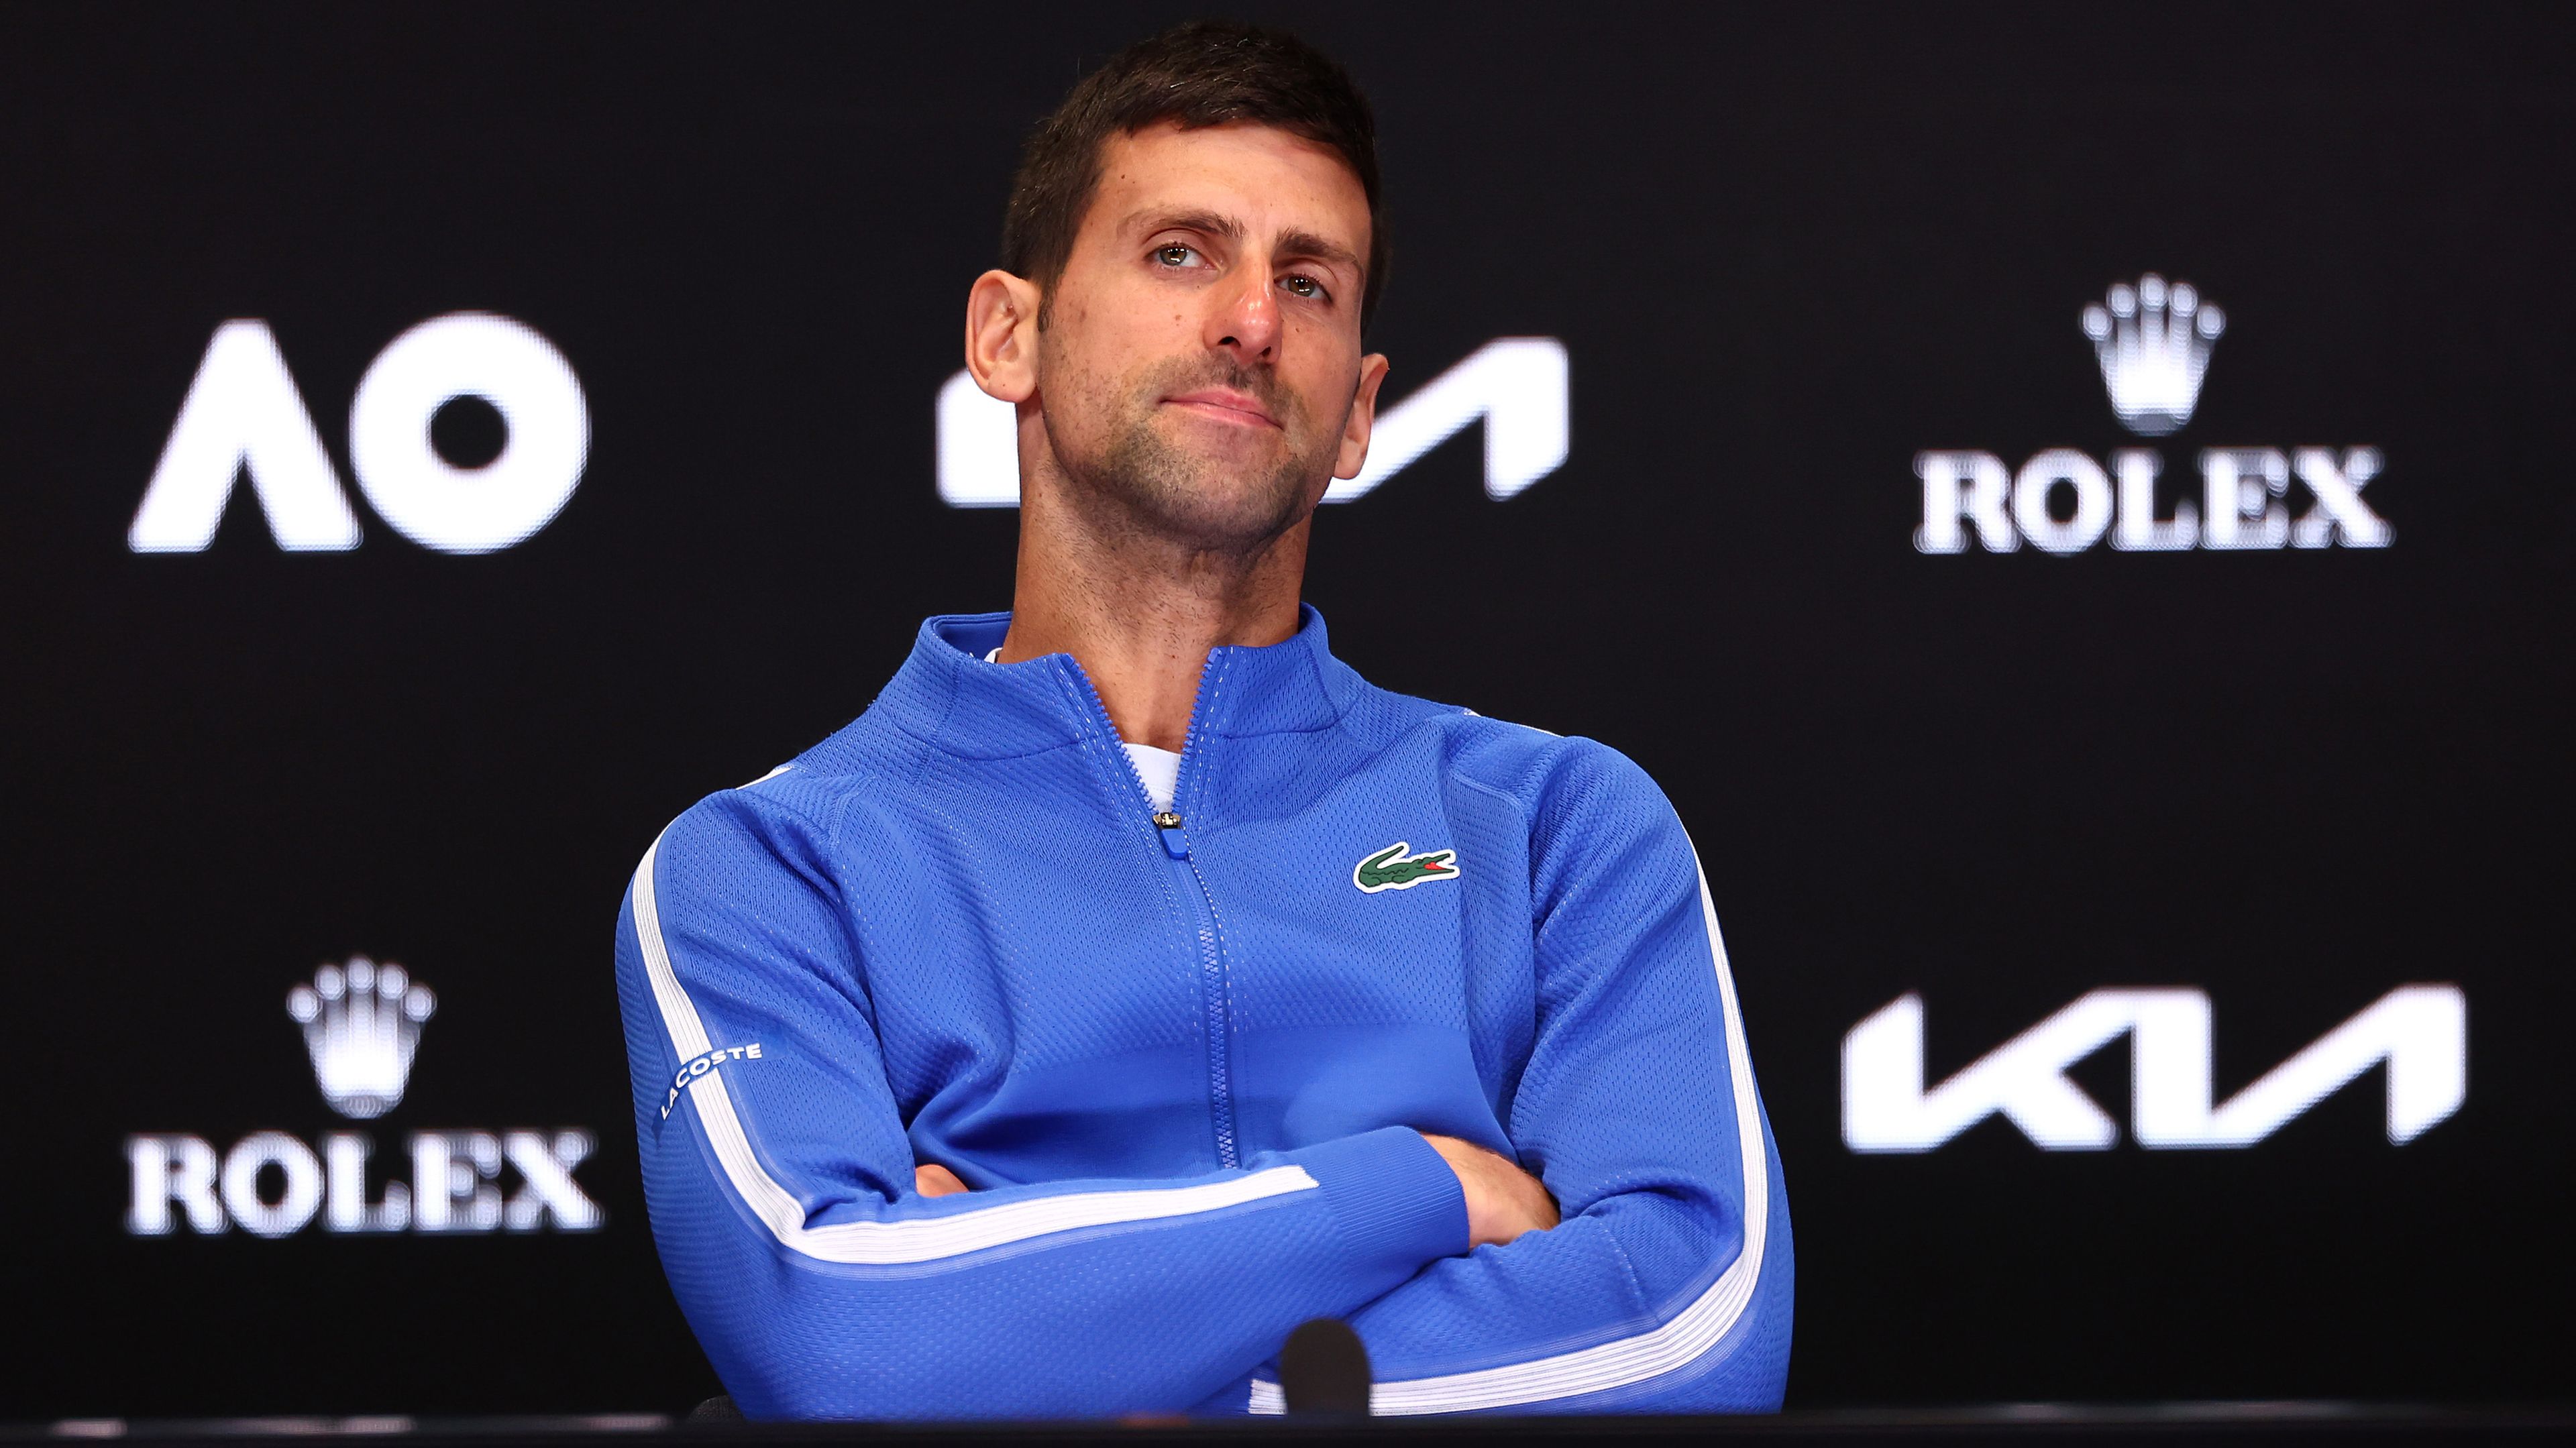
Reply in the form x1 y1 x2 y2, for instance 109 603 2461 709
1353 841 1460 893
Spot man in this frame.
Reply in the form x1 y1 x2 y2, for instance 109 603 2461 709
615 21 1789 1419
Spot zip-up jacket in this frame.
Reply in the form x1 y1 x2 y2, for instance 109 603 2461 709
614 608 1791 1418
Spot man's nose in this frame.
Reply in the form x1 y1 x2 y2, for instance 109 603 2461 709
1205 262 1279 364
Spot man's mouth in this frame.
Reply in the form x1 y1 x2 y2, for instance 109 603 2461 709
1162 388 1281 430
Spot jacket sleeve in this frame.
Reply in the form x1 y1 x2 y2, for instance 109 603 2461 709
615 790 1468 1421
1240 742 1792 1416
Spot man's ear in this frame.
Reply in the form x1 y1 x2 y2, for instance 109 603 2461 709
965 270 1044 404
1332 353 1393 481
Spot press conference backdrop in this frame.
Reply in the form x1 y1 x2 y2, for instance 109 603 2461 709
5 0 2569 1420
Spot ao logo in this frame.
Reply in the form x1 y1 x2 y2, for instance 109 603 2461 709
125 958 602 1237
935 337 1570 507
1915 274 2390 555
129 313 590 555
1841 984 2465 1152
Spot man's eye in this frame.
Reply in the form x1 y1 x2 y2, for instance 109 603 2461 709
1282 274 1328 300
1155 244 1204 268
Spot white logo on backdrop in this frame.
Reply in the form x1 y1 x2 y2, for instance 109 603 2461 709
936 337 1570 508
126 957 601 1237
1841 985 2465 1152
1915 273 2390 554
286 957 435 1120
2082 274 2224 437
129 313 590 555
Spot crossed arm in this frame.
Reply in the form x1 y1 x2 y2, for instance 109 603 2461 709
914 1134 1561 1249
619 751 1788 1418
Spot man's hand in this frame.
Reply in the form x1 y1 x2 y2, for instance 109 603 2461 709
915 1163 967 1197
1421 1133 1558 1247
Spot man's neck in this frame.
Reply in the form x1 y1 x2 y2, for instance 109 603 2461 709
998 465 1308 754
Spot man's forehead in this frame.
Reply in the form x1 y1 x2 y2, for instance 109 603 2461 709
1090 122 1370 252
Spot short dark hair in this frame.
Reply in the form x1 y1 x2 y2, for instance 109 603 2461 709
1001 21 1387 329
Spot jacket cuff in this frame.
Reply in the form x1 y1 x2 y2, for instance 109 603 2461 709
1287 1126 1469 1283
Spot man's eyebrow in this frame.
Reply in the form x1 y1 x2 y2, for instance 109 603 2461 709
1122 209 1244 241
1275 229 1364 278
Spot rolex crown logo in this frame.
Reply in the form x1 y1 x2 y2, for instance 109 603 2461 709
2080 273 2224 437
286 956 437 1119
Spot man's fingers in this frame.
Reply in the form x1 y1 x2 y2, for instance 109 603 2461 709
1518 1150 1561 1229
914 1163 969 1197
1420 1131 1556 1247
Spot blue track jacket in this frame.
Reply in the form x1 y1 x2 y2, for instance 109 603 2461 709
614 608 1790 1418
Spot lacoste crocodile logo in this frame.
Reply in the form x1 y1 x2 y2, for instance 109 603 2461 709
1353 842 1460 893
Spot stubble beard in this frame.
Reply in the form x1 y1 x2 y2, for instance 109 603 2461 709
1044 353 1345 557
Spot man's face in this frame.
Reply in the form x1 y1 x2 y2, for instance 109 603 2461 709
1033 121 1382 549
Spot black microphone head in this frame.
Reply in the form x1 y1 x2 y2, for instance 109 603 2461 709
1279 1317 1373 1417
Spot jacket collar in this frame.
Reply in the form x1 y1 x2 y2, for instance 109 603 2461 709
872 604 1354 760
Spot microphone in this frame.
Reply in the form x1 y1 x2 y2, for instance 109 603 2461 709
1279 1318 1372 1417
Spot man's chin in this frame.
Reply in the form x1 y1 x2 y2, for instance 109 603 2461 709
1074 425 1320 548
1129 476 1317 550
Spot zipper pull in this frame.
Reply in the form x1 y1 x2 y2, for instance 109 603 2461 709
1152 811 1189 860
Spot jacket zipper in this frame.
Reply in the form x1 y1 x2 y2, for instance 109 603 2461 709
1159 812 1240 1169
1065 661 1242 1171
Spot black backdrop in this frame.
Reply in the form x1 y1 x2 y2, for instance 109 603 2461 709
5 0 2570 1420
